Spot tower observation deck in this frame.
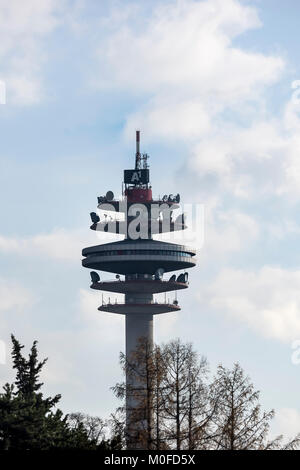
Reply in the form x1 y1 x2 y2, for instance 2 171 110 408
82 131 196 448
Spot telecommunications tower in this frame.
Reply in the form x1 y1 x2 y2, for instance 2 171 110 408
82 131 196 448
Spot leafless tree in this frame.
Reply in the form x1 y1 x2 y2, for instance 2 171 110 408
160 339 212 450
67 412 107 444
113 342 300 451
152 345 169 449
183 352 213 450
209 363 300 450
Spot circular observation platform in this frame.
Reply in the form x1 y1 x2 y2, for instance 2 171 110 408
91 279 188 294
82 239 196 275
98 302 181 315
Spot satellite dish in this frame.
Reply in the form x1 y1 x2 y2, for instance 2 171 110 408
175 194 180 203
169 274 176 282
90 212 100 223
162 195 168 202
177 273 185 283
168 194 174 202
155 268 164 280
97 196 105 204
90 271 100 283
106 191 114 201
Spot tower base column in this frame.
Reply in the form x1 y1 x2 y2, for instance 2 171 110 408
126 313 153 357
125 311 153 450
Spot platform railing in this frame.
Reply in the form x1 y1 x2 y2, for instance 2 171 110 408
101 298 179 307
92 277 188 285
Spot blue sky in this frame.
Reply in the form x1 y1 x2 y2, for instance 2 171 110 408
1 0 300 439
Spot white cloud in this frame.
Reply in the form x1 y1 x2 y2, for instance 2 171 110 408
155 201 259 257
78 288 124 344
0 228 96 261
94 0 283 144
203 207 259 258
202 266 300 342
97 0 277 96
271 408 300 441
0 0 64 104
187 100 300 199
155 311 179 342
188 120 286 197
0 278 36 313
126 98 211 141
92 0 300 200
32 229 87 261
265 218 300 240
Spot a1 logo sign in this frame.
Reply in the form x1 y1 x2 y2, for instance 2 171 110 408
131 171 142 182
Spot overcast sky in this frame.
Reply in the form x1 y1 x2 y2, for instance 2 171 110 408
1 0 300 439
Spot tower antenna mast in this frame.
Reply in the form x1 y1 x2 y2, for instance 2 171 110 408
135 130 141 170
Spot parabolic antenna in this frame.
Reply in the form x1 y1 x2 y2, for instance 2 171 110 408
106 191 114 201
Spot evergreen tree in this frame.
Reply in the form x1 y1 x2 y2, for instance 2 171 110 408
0 335 93 450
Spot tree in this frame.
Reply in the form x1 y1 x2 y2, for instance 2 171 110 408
67 411 123 450
67 412 106 445
0 335 94 450
161 339 211 450
114 338 213 451
209 363 300 450
152 345 169 450
113 340 300 451
97 411 124 450
183 350 213 450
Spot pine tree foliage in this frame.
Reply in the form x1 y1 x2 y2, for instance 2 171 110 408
0 335 119 450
